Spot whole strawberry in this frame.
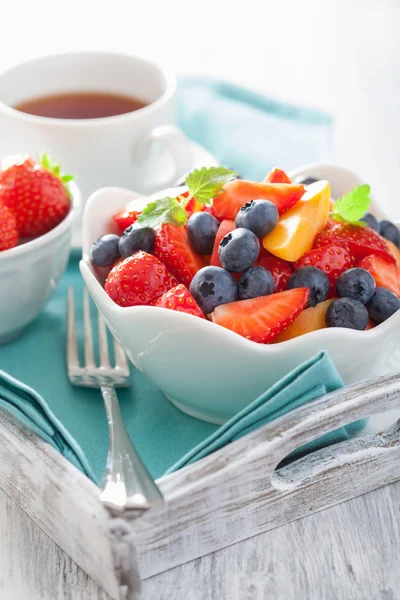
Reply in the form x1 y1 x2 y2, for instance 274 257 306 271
154 284 205 318
0 154 73 238
256 253 293 292
295 244 354 296
0 204 18 251
105 251 178 307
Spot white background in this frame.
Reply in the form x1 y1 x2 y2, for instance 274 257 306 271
1 0 399 217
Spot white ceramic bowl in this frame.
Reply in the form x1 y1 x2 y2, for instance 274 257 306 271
80 164 400 424
0 181 81 343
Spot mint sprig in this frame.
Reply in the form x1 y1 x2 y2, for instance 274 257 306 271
137 197 187 229
185 166 237 206
41 152 74 197
330 184 372 226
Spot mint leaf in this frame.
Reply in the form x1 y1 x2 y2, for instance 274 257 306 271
138 197 187 229
331 184 372 226
186 166 237 205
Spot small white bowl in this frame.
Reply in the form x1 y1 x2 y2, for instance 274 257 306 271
0 182 81 343
80 164 400 424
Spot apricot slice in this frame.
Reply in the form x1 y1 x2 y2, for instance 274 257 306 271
274 299 334 342
262 180 331 262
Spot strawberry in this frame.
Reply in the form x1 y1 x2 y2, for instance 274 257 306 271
210 219 236 267
113 210 140 234
212 179 305 220
154 284 205 318
358 254 400 297
0 204 18 251
314 222 395 263
263 167 291 184
256 253 293 292
294 244 354 296
0 154 72 238
153 223 204 286
210 288 309 344
105 251 178 307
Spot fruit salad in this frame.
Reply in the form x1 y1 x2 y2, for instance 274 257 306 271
90 166 400 344
0 154 73 251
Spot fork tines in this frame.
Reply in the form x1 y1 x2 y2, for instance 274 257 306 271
67 288 130 387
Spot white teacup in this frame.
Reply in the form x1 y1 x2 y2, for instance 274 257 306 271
0 51 192 203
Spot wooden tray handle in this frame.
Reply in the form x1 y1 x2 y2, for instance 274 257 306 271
265 372 400 488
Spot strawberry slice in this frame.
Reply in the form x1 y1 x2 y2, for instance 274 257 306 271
263 168 291 184
210 219 236 267
256 252 293 292
314 222 395 263
153 223 204 286
105 251 178 307
212 180 305 220
154 284 205 318
113 210 140 234
358 254 400 297
295 244 354 296
210 288 309 344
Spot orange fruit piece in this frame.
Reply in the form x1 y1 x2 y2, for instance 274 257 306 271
274 299 334 342
263 180 331 262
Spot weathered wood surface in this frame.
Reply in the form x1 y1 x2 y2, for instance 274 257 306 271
142 479 400 600
2 480 400 600
0 372 400 599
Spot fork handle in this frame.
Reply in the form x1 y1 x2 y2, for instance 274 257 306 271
99 384 163 514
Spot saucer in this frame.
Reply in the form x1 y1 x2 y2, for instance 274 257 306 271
72 140 217 248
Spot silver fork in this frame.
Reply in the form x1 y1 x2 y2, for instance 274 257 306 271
67 287 163 514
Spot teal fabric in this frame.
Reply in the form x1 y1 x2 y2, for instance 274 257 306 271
177 77 333 180
0 78 364 484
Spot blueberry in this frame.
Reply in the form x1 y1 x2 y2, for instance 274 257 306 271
238 266 274 300
118 225 155 258
326 298 369 330
298 177 319 185
187 212 220 254
189 266 237 314
361 212 380 232
367 287 400 324
336 268 375 304
380 220 400 247
235 200 279 238
90 234 120 267
288 266 329 307
218 228 260 272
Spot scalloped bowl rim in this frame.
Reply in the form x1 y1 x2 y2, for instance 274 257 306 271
80 164 400 355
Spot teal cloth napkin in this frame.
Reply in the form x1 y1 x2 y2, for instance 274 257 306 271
177 77 333 180
0 78 361 484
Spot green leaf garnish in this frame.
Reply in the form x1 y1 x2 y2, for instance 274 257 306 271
137 197 187 229
330 184 372 226
40 152 74 197
186 166 237 205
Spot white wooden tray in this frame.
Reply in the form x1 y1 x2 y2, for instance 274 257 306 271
1 371 400 599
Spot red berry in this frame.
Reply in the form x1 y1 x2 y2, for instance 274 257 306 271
105 251 178 307
256 253 293 292
153 223 204 286
295 244 354 296
210 288 309 344
154 283 205 318
0 156 70 238
358 254 400 298
0 204 18 251
314 222 394 263
263 167 291 184
112 210 140 234
212 179 305 221
210 219 236 267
